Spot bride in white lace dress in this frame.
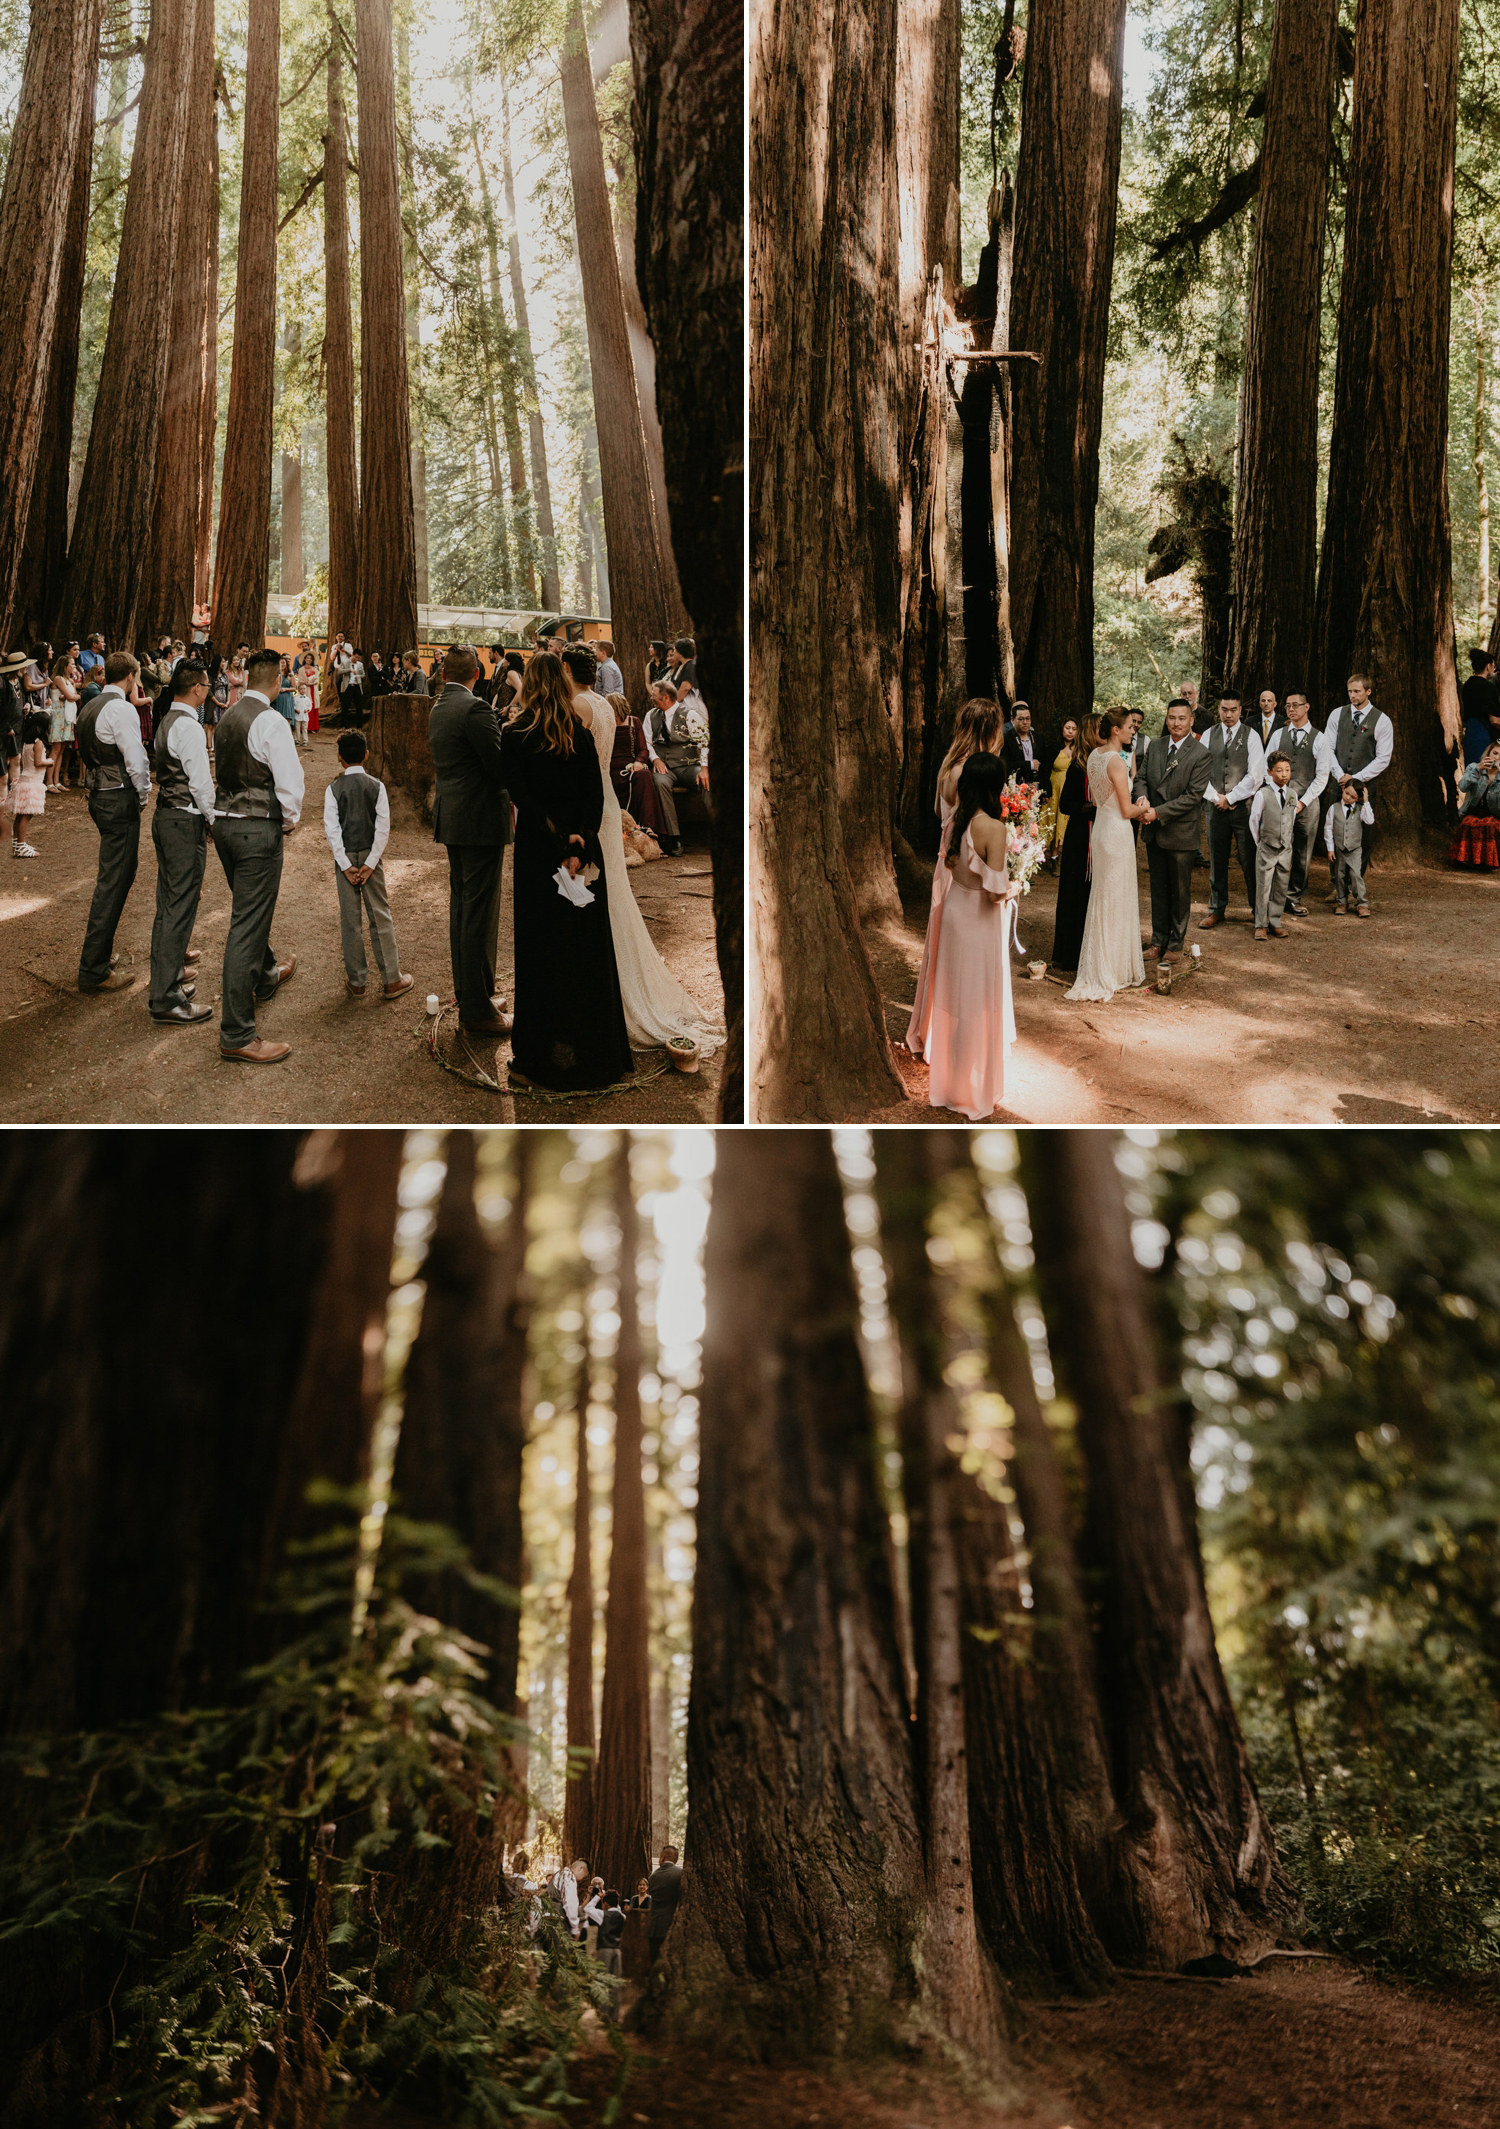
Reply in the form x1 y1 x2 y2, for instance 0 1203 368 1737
1065 706 1148 1004
571 670 723 1056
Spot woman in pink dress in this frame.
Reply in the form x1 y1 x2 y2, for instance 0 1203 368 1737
906 698 1004 1056
914 751 1020 1120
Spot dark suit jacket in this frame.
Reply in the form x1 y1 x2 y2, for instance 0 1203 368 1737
1133 733 1211 851
1001 729 1046 785
429 683 512 847
646 1862 683 1937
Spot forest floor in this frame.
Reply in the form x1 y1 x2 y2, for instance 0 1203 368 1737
550 1961 1500 2129
0 728 724 1124
866 840 1500 1125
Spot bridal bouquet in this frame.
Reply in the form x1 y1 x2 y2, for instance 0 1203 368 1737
999 773 1048 896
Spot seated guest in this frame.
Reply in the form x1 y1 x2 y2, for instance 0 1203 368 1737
645 680 704 855
608 691 670 844
1450 740 1500 870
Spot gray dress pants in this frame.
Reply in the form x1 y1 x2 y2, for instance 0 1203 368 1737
1254 840 1293 928
78 786 142 988
335 856 400 985
212 815 284 1048
445 843 505 1022
149 806 208 1012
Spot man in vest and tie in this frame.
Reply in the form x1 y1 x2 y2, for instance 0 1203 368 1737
1132 697 1210 961
1249 751 1299 938
76 650 153 992
1262 690 1330 915
148 658 215 1023
211 647 303 1064
1322 671 1392 894
1198 693 1265 928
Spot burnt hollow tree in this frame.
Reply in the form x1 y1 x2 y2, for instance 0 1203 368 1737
630 0 744 1116
1225 0 1340 709
0 0 103 649
324 22 360 645
1149 440 1234 710
356 0 419 656
58 0 201 647
561 0 671 712
591 1138 652 1893
1008 0 1129 722
212 0 280 651
1313 0 1461 841
562 1345 597 1867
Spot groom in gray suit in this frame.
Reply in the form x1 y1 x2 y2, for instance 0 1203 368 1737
1133 699 1210 962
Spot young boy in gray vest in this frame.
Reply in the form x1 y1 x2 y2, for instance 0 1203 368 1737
1248 750 1297 939
322 732 414 999
1325 777 1373 916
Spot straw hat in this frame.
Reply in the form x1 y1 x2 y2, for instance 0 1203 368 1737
0 651 33 675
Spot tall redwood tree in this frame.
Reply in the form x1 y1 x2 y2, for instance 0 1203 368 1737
562 1348 597 1867
324 23 360 645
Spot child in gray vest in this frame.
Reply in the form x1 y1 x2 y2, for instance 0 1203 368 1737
322 732 415 998
1325 777 1373 915
1249 750 1298 938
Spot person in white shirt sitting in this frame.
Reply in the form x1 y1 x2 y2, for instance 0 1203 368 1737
211 648 305 1064
323 731 413 1002
148 659 216 1024
76 650 153 993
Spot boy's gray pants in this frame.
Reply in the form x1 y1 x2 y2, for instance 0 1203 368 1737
1254 841 1293 928
1334 846 1367 906
335 857 400 984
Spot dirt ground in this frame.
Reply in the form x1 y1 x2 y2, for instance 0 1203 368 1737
553 1962 1500 2129
869 841 1500 1125
0 729 725 1124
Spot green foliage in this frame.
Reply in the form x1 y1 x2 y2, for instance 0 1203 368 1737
0 1508 625 2126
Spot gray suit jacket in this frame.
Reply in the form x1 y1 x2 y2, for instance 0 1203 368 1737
1134 733 1210 851
429 683 511 847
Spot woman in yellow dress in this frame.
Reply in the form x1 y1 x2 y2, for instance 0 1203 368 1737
1049 717 1079 857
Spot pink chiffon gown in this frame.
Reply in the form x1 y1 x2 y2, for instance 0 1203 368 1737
905 793 956 1054
911 825 1017 1120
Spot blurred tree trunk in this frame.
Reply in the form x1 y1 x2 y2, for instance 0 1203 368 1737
0 0 103 649
211 0 279 650
582 430 610 611
196 95 220 611
470 101 537 608
562 1348 597 1866
324 26 359 642
502 79 559 610
398 12 429 608
1313 0 1461 839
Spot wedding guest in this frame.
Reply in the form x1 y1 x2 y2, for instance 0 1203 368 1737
1323 673 1391 887
1450 741 1500 869
609 691 670 843
500 651 526 710
911 749 1020 1121
1181 679 1209 733
46 652 79 790
907 698 1004 1055
1133 697 1209 963
1000 701 1042 784
1198 693 1264 929
646 1846 684 1963
1048 717 1079 858
1325 777 1373 916
76 652 152 993
292 665 312 747
644 680 703 855
324 730 413 1001
226 648 248 708
1249 750 1297 940
147 660 215 1025
1263 692 1329 915
595 1890 626 2018
594 638 624 696
1051 712 1101 972
406 651 431 698
1461 648 1500 764
274 656 297 727
646 638 671 689
1249 689 1282 748
211 647 303 1063
429 644 513 1037
4 695 49 859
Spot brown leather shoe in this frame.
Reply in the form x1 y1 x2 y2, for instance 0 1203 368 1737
379 974 415 1002
80 969 134 993
1198 914 1222 930
183 947 201 964
1143 943 1161 960
220 1038 291 1064
461 1011 514 1037
347 979 367 996
271 955 297 986
1268 924 1288 938
1254 927 1268 940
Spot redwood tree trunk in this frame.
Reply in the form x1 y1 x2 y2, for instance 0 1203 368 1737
325 26 360 644
58 0 200 647
1007 0 1129 721
211 0 280 651
355 0 419 656
592 1138 653 1894
747 0 905 1119
281 454 305 595
501 80 560 610
144 0 218 640
561 0 670 712
630 0 744 1115
0 0 103 649
1226 0 1339 708
562 1349 597 1867
1312 0 1461 840
196 99 220 610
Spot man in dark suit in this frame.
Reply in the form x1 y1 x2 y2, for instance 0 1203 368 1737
429 643 513 1035
1133 697 1210 962
646 1845 683 1962
1000 701 1045 785
1249 689 1283 749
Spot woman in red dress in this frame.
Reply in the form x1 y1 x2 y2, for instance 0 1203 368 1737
607 691 670 841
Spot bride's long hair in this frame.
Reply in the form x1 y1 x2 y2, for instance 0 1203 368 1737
937 698 1004 789
947 751 1009 869
511 650 576 755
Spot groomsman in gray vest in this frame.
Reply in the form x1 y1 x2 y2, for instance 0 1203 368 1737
1198 693 1265 927
1322 672 1392 890
76 651 152 992
1249 751 1298 938
1263 691 1330 914
211 647 303 1064
1132 698 1210 961
148 659 214 1024
323 731 412 1001
429 644 513 1035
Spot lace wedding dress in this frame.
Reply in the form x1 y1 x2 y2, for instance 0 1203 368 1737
1065 748 1145 1003
583 693 724 1055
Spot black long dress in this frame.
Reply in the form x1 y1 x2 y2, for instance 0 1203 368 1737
1051 758 1094 971
499 720 634 1091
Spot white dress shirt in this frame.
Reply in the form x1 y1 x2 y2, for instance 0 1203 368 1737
160 701 217 816
1269 720 1331 807
323 768 391 870
1325 795 1375 851
88 685 152 802
1325 703 1394 785
1204 720 1265 806
227 689 305 826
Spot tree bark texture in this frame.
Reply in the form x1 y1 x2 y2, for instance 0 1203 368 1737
58 0 200 648
1312 0 1461 839
281 455 305 595
398 12 430 609
355 0 419 656
561 0 670 713
211 0 279 651
610 171 689 633
1007 0 1129 723
648 1131 932 2060
143 0 219 641
593 1138 653 1893
197 101 220 612
563 1347 597 1867
0 0 103 650
324 27 360 643
501 80 559 611
471 111 538 610
1019 1131 1298 1964
1225 0 1339 709
748 0 906 1118
629 0 744 1115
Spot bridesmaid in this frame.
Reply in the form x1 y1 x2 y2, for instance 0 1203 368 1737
1048 717 1079 860
916 751 1020 1120
1050 711 1100 973
906 697 1004 1056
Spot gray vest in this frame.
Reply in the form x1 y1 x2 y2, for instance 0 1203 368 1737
1331 706 1378 775
1268 722 1319 794
76 693 127 791
1208 721 1252 800
1329 803 1364 855
332 768 382 860
1258 781 1297 852
214 699 282 822
154 703 200 811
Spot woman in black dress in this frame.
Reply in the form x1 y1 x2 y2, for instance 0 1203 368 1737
1050 712 1098 972
499 651 634 1092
